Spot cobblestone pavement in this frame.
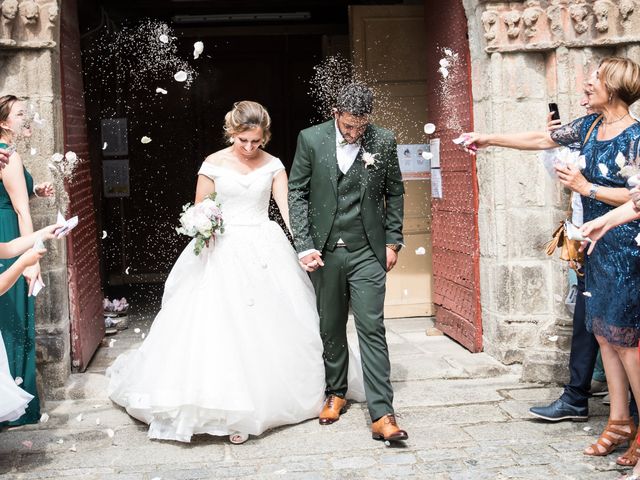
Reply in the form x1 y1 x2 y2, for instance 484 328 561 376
0 316 627 479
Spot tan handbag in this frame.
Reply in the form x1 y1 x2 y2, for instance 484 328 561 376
544 114 603 273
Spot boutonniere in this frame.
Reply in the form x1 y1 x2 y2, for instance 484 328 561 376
362 151 379 169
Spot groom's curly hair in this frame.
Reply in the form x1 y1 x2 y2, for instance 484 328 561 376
335 83 373 117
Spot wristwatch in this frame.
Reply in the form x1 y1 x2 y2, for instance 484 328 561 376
386 243 403 253
588 183 599 200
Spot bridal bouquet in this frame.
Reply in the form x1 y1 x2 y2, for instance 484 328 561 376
176 193 225 255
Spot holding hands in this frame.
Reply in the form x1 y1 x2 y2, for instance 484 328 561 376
300 251 324 272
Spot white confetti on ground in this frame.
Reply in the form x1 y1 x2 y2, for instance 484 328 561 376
415 247 426 255
583 426 592 432
21 441 33 449
69 444 77 452
583 291 592 297
93 404 102 409
96 418 101 425
75 414 83 422
30 147 37 155
141 136 152 144
141 333 146 339
106 428 115 438
109 339 116 348
548 335 559 342
174 70 188 82
193 41 204 59
56 439 64 444
156 87 167 95
134 328 141 333
39 413 49 423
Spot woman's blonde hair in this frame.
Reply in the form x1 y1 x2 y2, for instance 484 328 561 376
223 101 271 146
0 94 19 139
598 57 640 107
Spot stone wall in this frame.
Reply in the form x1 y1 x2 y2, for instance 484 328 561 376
0 0 69 395
461 0 640 383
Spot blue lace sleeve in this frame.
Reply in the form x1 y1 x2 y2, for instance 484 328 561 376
550 114 598 150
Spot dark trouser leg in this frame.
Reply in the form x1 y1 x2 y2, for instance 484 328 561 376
347 245 394 421
310 248 350 397
561 273 598 408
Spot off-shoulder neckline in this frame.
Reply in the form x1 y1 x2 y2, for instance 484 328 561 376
200 157 282 177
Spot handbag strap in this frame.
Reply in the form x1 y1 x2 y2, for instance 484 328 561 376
583 114 603 147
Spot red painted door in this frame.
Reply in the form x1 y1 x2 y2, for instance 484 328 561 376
60 0 105 371
425 0 482 352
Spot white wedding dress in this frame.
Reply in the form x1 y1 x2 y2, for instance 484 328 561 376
108 158 364 442
0 331 33 423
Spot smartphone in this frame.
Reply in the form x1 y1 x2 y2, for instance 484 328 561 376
548 102 560 122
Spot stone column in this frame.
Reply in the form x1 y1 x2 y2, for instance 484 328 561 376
0 0 69 396
461 0 640 383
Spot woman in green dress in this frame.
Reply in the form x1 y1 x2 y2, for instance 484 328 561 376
0 95 54 425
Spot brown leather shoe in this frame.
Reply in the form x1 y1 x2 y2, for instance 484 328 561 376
319 395 347 425
371 414 408 442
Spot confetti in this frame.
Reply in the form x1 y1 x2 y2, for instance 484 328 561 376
553 294 563 302
155 87 168 95
75 413 83 422
102 142 108 150
583 426 592 432
134 328 141 333
39 413 49 423
193 41 204 59
423 123 436 135
421 151 433 161
141 333 146 339
96 418 101 425
174 70 188 82
14 376 23 385
106 428 115 438
636 232 640 247
109 339 116 348
415 247 426 255
583 291 592 297
93 404 102 409
69 444 77 452
125 266 131 275
21 441 33 449
102 231 108 239
32 112 44 126
548 335 558 342
159 34 169 43
598 164 609 176
30 147 37 155
141 136 152 144
65 151 77 163
56 439 64 444
439 58 450 68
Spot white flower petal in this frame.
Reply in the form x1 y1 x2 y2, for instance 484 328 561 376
174 70 188 82
423 123 436 135
193 41 204 59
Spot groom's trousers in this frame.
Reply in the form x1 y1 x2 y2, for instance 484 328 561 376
310 243 394 421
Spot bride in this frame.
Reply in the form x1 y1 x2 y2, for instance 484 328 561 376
108 101 364 444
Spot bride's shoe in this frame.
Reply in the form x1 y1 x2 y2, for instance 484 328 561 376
229 432 249 444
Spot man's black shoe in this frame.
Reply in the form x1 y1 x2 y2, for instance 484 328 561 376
529 398 588 422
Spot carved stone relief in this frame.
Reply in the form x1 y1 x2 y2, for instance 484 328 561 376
479 0 640 53
0 0 58 48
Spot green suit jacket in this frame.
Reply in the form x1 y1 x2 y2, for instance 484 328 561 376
288 120 404 269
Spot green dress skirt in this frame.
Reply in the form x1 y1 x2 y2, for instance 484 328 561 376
0 144 39 426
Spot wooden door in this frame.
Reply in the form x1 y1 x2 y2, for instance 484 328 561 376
350 4 433 318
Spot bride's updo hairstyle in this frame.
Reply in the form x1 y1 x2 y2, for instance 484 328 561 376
224 101 272 146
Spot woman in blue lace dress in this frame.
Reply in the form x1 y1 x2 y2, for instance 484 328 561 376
463 57 640 469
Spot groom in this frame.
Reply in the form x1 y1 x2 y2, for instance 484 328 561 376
288 83 407 442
